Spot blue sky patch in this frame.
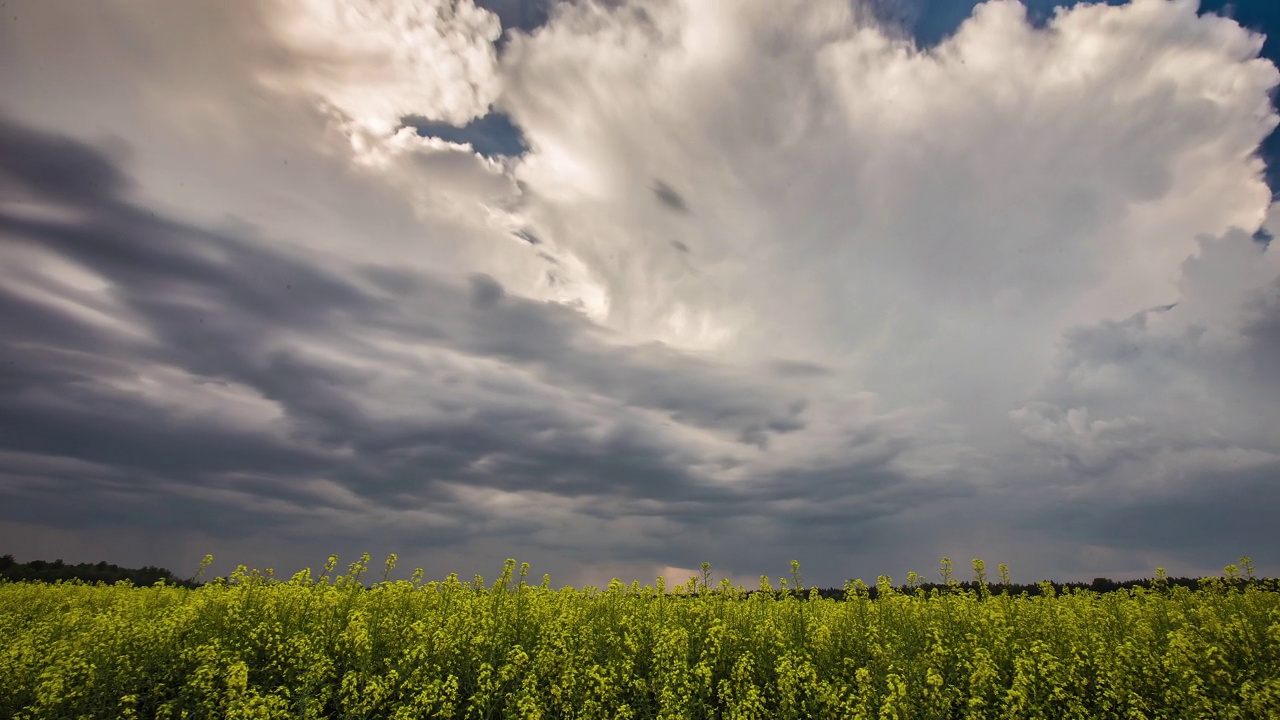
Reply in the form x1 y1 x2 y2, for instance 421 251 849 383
404 111 530 160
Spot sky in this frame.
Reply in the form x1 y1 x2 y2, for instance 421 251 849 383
1 0 1278 590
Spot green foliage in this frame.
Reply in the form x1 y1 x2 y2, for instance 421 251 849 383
0 554 197 588
1 555 1278 718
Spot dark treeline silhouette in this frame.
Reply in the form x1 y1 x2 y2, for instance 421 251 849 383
4 553 1278 599
0 554 200 589
753 575 1280 601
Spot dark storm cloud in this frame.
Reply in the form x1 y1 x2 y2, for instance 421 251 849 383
0 115 131 204
1037 305 1189 403
0 116 902 552
512 228 541 245
1008 247 1280 567
768 359 833 378
1023 462 1280 570
0 121 390 537
651 180 689 213
1240 276 1280 381
468 272 506 308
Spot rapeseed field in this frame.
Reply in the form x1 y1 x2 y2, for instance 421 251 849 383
2 553 1277 719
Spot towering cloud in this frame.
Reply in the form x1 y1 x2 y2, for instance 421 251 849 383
0 0 1277 586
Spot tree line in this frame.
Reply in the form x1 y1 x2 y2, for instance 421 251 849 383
3 553 1276 597
763 575 1280 601
0 554 200 589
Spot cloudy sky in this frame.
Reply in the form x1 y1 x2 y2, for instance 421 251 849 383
2 0 1278 589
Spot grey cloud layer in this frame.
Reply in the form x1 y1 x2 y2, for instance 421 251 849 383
2 0 1279 586
0 116 919 579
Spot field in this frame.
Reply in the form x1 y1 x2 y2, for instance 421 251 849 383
2 554 1278 719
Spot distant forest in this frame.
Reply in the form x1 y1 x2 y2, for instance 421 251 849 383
2 554 1276 598
0 555 200 589
799 575 1280 601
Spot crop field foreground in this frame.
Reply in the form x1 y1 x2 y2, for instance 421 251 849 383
3 555 1279 720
